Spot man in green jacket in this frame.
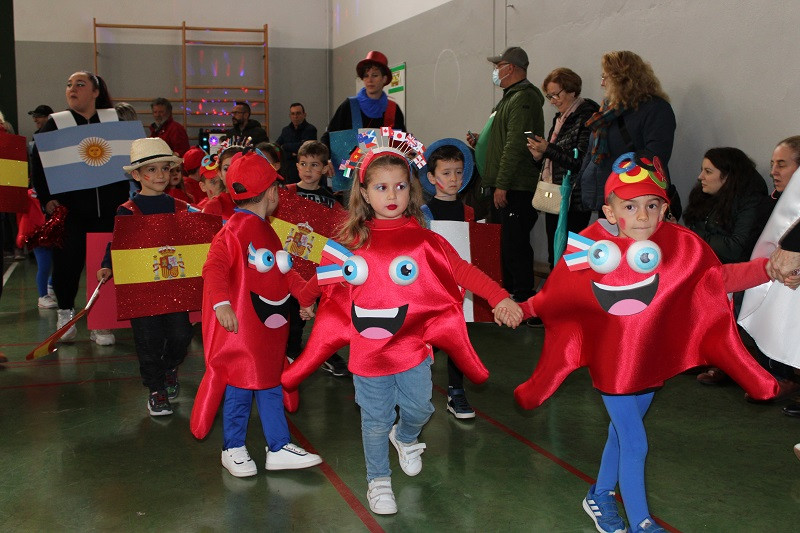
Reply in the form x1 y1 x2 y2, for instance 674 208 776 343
468 46 544 302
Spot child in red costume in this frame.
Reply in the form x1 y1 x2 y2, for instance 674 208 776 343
507 152 780 533
201 147 241 221
282 140 522 515
190 151 321 477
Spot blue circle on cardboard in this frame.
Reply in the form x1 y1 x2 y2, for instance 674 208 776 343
419 138 474 196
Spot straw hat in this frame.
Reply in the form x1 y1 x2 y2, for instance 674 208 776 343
123 138 183 172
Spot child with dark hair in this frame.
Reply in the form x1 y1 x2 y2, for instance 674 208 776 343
420 139 477 418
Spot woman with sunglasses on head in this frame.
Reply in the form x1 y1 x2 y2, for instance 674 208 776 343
527 67 599 269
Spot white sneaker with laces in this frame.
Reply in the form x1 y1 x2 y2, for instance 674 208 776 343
367 477 397 514
221 446 257 477
265 443 322 470
56 308 77 342
38 295 58 309
90 329 115 346
389 425 426 476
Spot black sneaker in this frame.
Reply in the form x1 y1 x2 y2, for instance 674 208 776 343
447 387 476 419
321 354 350 377
165 368 180 400
524 317 543 328
147 390 173 416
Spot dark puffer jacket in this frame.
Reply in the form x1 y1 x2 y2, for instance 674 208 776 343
540 98 599 211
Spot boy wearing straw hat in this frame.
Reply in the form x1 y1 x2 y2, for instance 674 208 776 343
97 138 194 417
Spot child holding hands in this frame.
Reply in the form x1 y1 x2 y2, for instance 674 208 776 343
190 151 322 477
282 136 521 515
508 152 780 533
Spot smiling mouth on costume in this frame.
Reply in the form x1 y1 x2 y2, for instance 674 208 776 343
591 274 659 316
249 292 291 328
351 303 408 339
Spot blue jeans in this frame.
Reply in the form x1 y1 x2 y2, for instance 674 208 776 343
596 392 655 527
353 356 435 482
222 384 290 452
32 247 52 297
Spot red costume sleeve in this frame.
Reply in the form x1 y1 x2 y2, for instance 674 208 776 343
443 244 509 307
719 258 769 293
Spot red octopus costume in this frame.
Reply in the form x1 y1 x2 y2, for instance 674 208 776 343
514 219 780 409
190 209 306 439
282 216 507 389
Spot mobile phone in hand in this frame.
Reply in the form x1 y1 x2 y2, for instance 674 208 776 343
524 131 537 140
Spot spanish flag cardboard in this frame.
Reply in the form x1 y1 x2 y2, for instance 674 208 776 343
110 212 222 320
270 187 347 279
0 133 28 213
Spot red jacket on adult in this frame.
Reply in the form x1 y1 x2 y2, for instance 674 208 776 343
150 116 190 156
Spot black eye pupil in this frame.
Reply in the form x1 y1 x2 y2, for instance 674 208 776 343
400 265 412 276
640 252 651 264
344 265 354 276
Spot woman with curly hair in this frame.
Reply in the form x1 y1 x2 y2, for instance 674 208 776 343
685 147 773 386
579 51 678 215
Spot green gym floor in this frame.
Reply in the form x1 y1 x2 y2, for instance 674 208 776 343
1 257 799 532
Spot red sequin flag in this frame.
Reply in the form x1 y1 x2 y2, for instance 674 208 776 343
271 187 347 279
0 133 28 213
110 212 222 320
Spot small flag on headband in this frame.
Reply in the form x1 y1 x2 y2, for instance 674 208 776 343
316 263 347 285
321 239 351 266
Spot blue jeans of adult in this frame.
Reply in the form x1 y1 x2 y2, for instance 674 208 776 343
596 391 655 528
222 384 290 452
32 246 52 297
353 356 435 482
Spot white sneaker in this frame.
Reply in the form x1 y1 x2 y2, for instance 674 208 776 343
222 446 257 477
367 477 397 515
90 329 115 346
794 443 800 462
265 443 322 471
38 295 58 309
56 309 77 342
389 425 426 476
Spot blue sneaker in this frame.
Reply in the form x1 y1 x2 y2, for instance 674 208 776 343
632 517 665 532
582 484 627 533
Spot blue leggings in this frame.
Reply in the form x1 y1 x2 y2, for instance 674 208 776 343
222 385 290 452
596 392 655 527
32 247 52 297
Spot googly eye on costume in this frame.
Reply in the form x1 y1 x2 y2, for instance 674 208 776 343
388 256 419 286
247 243 275 273
276 250 293 274
587 240 621 274
626 240 661 273
343 255 369 285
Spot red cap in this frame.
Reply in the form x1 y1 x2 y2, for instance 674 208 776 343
183 146 206 172
200 166 218 181
604 152 669 203
356 51 391 84
225 152 283 200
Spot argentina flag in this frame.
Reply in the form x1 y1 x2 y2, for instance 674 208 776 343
34 121 144 194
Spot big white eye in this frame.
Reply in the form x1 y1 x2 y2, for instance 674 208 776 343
626 240 661 273
276 250 293 274
252 248 275 273
342 255 368 285
388 256 419 286
587 240 621 274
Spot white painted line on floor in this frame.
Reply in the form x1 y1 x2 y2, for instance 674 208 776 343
2 261 19 287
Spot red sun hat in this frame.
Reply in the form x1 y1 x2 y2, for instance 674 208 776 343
356 50 392 84
225 151 283 200
605 151 670 203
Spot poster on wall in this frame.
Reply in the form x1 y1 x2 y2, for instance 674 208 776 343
357 62 406 117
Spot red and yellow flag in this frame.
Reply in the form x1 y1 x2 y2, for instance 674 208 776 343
0 134 28 213
110 212 222 320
